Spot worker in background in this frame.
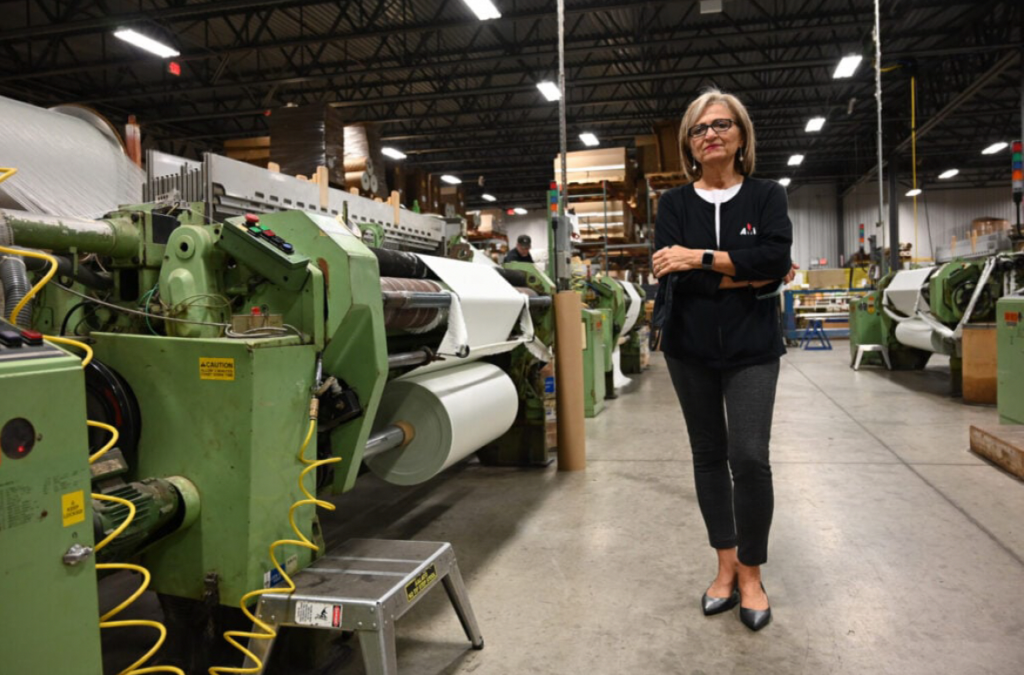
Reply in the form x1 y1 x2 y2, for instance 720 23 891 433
504 234 534 263
651 88 797 633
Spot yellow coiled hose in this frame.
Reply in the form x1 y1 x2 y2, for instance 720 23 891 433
209 402 341 675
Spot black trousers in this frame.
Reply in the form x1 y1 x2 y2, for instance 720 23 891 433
666 356 780 566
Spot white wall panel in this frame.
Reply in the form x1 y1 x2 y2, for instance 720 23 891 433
842 183 1016 262
787 182 839 270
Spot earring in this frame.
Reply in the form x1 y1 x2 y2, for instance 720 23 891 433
737 147 744 160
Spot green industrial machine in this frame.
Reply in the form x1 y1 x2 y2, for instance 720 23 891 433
581 308 607 417
620 284 648 374
576 274 646 400
850 252 1024 393
0 188 555 673
0 319 103 673
997 295 1024 424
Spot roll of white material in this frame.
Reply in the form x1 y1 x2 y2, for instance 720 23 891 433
366 362 518 486
0 96 143 218
895 318 940 353
884 267 935 315
620 281 642 336
611 347 632 390
411 254 532 374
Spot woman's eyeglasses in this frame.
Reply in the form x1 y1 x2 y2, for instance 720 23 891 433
688 119 735 138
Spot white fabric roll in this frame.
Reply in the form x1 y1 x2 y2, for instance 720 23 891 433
884 267 935 315
895 319 939 353
0 96 143 218
620 281 642 336
366 362 518 485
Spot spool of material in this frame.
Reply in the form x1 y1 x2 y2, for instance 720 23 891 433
895 318 943 354
554 290 586 471
620 281 642 336
380 277 447 332
884 267 935 315
365 362 517 485
0 95 143 217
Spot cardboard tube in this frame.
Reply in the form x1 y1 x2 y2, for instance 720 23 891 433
554 290 587 471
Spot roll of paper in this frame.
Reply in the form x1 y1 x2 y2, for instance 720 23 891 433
620 280 642 336
366 362 518 485
884 267 935 315
895 318 940 353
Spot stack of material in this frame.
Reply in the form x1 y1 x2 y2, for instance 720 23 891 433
652 119 683 174
553 147 632 186
344 124 388 198
223 136 270 166
405 169 431 211
572 199 633 241
269 104 346 185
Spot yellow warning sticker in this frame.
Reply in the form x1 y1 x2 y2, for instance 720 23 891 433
62 490 85 527
405 564 438 603
199 357 235 381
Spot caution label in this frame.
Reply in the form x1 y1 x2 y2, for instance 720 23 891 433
405 564 438 603
294 600 342 628
199 357 235 381
62 490 85 527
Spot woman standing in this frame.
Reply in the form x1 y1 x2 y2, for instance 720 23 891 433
651 89 794 632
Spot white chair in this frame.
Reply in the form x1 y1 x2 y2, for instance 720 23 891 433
851 344 892 371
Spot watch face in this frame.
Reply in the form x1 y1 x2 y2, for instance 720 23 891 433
702 251 714 267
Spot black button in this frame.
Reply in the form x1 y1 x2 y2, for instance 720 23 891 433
0 330 23 347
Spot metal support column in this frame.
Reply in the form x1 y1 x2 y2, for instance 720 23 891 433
888 156 901 272
836 184 845 266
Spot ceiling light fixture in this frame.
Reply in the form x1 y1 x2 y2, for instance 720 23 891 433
805 117 826 133
113 28 180 58
460 0 501 21
906 188 922 197
579 132 599 147
513 207 528 215
381 147 407 160
938 169 959 180
778 178 792 187
536 81 561 101
982 142 1008 155
441 175 462 185
788 154 805 166
833 55 863 79
482 193 497 202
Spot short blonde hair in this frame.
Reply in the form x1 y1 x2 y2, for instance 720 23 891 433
678 89 756 182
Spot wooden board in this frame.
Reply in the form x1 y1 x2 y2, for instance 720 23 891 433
970 425 1024 479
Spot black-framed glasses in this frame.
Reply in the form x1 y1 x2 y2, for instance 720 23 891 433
688 118 735 138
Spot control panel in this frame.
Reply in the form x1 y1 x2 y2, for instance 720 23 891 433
0 319 64 364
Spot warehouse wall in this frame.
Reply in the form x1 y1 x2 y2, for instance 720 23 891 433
786 182 840 270
841 183 1016 262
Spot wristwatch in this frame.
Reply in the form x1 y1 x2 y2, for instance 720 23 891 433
701 249 715 271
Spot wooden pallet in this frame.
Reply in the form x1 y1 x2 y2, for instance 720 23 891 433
970 425 1024 479
645 171 689 190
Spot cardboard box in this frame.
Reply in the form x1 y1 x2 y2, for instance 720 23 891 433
653 119 683 173
807 269 850 289
553 147 630 185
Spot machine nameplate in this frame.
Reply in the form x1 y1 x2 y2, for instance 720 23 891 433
61 490 85 527
294 600 342 628
405 564 438 603
199 358 235 381
0 481 35 531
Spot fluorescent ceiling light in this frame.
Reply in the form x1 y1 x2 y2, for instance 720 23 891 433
441 175 462 185
579 132 599 147
778 178 792 187
699 0 723 13
938 169 959 180
113 28 180 58
905 188 922 197
981 142 1008 155
833 55 862 79
537 81 561 101
513 207 528 215
805 117 826 132
381 147 406 160
787 154 805 166
566 164 625 172
461 0 501 21
482 193 497 202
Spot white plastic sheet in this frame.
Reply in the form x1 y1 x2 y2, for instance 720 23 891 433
0 96 143 218
620 280 642 337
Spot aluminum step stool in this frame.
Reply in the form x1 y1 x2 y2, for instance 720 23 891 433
851 344 892 371
243 539 484 674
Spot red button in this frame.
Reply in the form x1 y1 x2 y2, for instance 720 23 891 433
20 330 43 346
261 229 276 238
245 213 260 224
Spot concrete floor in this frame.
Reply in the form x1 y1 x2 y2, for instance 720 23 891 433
314 347 1024 675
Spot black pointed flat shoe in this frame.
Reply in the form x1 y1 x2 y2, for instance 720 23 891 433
701 587 740 616
739 584 771 631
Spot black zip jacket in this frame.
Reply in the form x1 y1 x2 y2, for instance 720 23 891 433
654 177 793 368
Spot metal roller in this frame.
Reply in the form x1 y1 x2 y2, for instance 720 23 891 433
381 277 447 332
